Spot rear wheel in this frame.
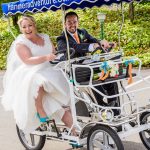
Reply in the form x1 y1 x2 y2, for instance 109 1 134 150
139 112 150 150
16 125 46 150
87 124 124 150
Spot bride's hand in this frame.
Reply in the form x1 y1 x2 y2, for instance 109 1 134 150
46 54 56 61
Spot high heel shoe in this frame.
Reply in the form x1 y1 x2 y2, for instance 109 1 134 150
69 140 83 148
37 113 49 123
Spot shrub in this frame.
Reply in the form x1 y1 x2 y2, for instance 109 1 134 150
0 3 149 69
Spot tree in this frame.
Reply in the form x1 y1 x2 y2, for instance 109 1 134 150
129 2 134 23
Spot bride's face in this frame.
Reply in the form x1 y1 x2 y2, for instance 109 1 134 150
20 19 37 39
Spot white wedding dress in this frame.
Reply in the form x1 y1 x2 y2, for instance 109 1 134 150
2 33 70 132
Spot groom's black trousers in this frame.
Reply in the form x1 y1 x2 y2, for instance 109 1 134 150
93 82 120 116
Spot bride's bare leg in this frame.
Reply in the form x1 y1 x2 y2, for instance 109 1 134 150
61 110 77 136
35 86 47 118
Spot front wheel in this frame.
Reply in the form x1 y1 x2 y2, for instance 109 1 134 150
87 124 124 150
16 125 46 150
139 112 150 150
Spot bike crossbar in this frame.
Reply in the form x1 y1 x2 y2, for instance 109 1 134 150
119 123 150 139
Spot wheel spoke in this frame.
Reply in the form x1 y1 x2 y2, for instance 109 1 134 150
102 133 117 150
106 147 113 150
30 134 35 146
107 145 118 150
92 139 105 149
103 132 109 147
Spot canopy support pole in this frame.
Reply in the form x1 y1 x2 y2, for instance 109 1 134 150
61 7 79 130
61 7 71 64
8 17 16 39
61 7 74 82
118 1 124 53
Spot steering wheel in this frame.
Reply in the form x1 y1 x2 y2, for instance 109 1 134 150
50 48 75 64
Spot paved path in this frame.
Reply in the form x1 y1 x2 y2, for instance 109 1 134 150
0 69 150 150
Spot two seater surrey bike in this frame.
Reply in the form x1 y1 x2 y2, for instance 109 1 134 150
1 0 150 149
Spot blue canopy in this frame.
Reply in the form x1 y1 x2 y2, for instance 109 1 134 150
2 0 140 16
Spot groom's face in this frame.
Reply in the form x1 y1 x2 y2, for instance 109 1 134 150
65 15 79 34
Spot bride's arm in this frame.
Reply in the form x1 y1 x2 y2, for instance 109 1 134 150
16 44 56 65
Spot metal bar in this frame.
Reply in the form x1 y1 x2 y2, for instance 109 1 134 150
8 17 16 39
118 2 124 51
61 7 71 66
125 75 150 89
119 123 150 139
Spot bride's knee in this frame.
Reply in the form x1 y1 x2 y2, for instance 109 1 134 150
35 86 45 101
38 86 45 95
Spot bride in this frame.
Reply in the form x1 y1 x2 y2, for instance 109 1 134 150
2 15 74 133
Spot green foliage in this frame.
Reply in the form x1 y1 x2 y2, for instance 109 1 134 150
34 10 63 43
0 16 20 69
137 53 150 67
0 2 150 69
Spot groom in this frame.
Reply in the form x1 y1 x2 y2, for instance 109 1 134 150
57 11 120 115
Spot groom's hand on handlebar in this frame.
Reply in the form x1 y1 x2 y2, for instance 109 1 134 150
100 40 111 49
91 40 116 54
100 40 116 49
91 40 111 51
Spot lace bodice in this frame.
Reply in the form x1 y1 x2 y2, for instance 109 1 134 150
15 33 52 57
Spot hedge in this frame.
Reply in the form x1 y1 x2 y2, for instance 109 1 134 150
0 3 149 69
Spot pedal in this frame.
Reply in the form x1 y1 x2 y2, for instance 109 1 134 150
50 119 62 137
129 121 137 127
116 125 122 132
124 123 133 131
40 122 48 131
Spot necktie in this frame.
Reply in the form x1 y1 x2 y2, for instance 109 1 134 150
73 32 80 44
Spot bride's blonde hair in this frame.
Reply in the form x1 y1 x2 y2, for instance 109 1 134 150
17 15 36 30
